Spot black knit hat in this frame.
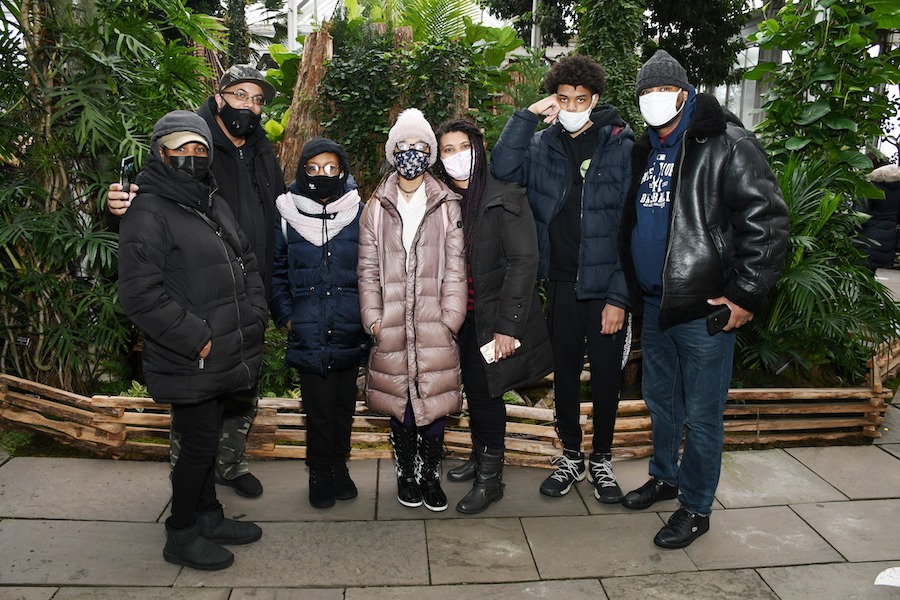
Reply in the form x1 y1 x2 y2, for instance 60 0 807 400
636 50 689 98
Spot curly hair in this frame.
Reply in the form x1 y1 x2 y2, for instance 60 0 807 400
544 54 607 96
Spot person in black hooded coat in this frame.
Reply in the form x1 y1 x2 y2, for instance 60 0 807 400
269 137 369 509
118 110 267 571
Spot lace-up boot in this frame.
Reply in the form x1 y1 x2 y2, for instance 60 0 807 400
390 423 423 508
588 452 623 503
416 431 448 512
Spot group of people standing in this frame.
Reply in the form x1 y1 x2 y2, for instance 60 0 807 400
110 48 788 572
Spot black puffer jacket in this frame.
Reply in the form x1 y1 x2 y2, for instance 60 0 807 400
118 111 268 404
861 164 900 270
621 94 789 327
469 176 553 397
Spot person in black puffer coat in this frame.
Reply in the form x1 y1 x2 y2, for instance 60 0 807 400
269 138 369 509
118 110 267 571
861 162 900 271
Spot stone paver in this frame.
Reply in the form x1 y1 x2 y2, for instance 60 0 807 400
786 446 900 500
52 589 230 600
0 587 57 600
344 579 608 599
522 513 696 578
677 506 843 570
880 444 900 461
791 500 900 562
0 457 170 522
874 404 900 445
758 561 900 600
426 517 538 585
378 459 589 520
230 590 344 599
0 520 178 586
215 459 377 523
715 449 846 508
174 521 428 588
601 569 778 600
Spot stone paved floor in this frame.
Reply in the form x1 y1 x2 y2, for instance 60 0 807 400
3 417 900 600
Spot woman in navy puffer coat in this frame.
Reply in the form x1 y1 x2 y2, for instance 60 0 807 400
269 138 369 509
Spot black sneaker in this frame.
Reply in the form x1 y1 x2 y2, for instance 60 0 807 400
621 477 678 510
653 508 710 549
587 452 623 503
539 449 585 497
216 472 263 498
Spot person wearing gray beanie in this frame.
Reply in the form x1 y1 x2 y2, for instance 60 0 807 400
619 47 789 550
358 108 467 513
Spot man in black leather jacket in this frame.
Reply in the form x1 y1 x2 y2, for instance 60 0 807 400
618 50 789 549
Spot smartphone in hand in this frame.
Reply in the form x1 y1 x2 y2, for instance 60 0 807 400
706 306 732 335
120 155 135 190
479 338 522 364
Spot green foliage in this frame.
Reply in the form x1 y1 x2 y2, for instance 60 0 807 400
225 0 251 65
317 18 521 196
576 0 645 134
480 48 550 152
119 380 150 397
641 0 748 87
259 323 301 397
400 0 478 41
747 0 900 200
0 429 33 456
478 0 577 47
736 156 900 382
0 0 221 393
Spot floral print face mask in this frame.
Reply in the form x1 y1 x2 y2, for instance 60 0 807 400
393 149 430 180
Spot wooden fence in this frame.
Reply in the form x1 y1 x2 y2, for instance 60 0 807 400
1 345 894 467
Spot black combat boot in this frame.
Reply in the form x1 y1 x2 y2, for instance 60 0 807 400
456 446 505 514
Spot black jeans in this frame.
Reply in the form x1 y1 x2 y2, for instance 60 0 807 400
459 316 506 450
299 367 359 469
168 395 225 529
547 280 630 454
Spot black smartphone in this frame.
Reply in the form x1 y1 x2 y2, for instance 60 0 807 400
120 155 135 190
706 306 731 335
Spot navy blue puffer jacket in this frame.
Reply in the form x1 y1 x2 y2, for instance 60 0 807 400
490 106 633 309
269 198 369 376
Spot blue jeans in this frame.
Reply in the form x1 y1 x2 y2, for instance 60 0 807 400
641 301 735 516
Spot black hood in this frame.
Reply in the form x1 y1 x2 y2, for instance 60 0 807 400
289 137 351 201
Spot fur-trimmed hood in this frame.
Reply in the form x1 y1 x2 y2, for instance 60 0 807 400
870 164 900 192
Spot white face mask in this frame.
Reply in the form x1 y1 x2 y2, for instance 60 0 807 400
442 149 474 181
639 90 684 128
556 95 597 133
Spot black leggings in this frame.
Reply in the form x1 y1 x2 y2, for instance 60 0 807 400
459 316 506 450
547 280 630 454
168 395 225 529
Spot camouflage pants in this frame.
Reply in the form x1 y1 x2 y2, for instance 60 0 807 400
170 387 259 480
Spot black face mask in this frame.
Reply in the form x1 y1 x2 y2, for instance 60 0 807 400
167 155 210 181
218 101 261 138
307 174 343 203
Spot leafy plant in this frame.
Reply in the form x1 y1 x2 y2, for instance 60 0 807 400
736 156 900 382
259 323 301 397
746 0 900 201
576 0 645 135
0 0 221 393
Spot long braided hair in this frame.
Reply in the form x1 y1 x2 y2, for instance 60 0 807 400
433 118 488 258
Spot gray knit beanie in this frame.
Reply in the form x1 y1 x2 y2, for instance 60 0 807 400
636 50 689 98
385 108 438 167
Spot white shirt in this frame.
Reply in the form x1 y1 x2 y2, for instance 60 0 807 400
395 185 427 272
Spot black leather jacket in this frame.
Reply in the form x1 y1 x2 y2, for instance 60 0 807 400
620 93 789 327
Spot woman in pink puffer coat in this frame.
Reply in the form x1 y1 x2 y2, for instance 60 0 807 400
358 108 467 512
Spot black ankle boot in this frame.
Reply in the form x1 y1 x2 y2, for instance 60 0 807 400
196 507 262 545
164 521 234 571
456 447 505 514
417 431 448 512
390 423 423 508
309 467 336 509
447 432 476 482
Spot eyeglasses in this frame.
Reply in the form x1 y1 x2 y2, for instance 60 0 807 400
222 89 266 107
395 141 430 153
305 163 341 176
